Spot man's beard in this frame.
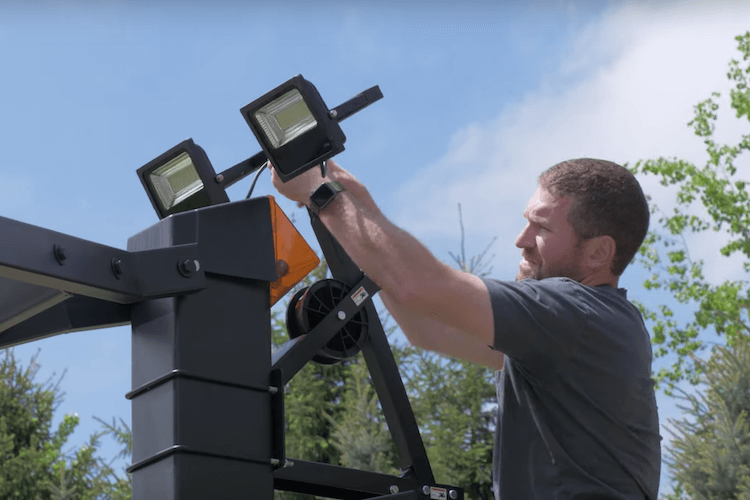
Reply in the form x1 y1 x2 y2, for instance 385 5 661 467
515 250 586 282
516 260 543 281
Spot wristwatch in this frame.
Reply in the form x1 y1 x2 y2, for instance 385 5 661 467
309 181 345 215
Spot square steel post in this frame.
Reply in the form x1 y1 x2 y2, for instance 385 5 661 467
125 199 277 499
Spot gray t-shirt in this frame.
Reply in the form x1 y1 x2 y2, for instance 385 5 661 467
482 277 661 500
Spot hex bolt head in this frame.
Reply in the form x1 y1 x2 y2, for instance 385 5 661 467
337 311 346 321
329 109 338 118
449 490 458 499
178 259 200 278
389 485 399 494
111 258 123 279
422 485 431 496
53 244 67 265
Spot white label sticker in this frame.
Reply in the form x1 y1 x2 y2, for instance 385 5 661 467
430 487 447 500
351 286 368 306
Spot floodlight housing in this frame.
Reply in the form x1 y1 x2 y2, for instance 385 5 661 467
241 75 346 183
137 139 230 219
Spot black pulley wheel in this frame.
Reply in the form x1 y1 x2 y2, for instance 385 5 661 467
286 279 369 364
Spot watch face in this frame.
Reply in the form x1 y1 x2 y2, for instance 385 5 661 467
311 183 335 207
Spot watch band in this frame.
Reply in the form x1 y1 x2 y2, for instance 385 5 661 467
309 181 344 215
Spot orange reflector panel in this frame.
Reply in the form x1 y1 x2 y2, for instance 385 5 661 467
268 195 320 306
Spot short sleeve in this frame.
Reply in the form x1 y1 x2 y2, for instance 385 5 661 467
481 277 587 373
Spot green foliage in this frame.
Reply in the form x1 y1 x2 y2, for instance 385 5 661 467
323 360 396 474
629 31 750 390
662 336 750 499
0 349 132 500
403 350 496 499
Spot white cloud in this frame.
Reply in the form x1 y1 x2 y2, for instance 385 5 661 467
388 3 749 492
393 0 750 283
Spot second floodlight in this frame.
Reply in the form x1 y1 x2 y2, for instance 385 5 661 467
137 139 229 219
241 75 346 183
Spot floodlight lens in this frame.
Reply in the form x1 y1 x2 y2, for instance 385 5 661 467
149 152 204 211
254 89 317 149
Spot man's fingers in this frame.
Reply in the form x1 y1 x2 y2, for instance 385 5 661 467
326 158 342 172
269 164 281 186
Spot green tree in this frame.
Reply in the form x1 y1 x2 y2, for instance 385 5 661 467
660 335 750 499
402 204 497 500
404 350 496 499
324 359 396 474
629 31 750 390
0 349 132 500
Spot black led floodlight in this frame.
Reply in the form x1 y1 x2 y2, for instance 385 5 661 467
242 75 372 183
137 139 230 219
137 77 382 220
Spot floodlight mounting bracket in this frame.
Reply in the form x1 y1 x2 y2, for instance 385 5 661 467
213 84 384 191
329 85 384 123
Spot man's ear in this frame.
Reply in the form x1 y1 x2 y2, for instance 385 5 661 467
584 235 617 272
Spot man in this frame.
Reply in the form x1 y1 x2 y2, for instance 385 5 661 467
271 157 661 499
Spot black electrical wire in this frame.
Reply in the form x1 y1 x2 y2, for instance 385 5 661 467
245 161 269 199
245 160 327 199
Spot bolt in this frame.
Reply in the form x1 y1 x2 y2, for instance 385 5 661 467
215 173 224 183
53 245 66 265
449 490 458 499
422 485 431 496
329 109 338 119
276 259 289 279
337 311 346 320
389 485 399 494
178 259 200 277
111 258 123 279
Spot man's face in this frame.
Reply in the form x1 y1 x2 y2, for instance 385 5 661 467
515 185 585 281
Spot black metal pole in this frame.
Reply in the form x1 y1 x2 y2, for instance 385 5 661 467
125 198 278 499
214 151 268 190
307 211 435 483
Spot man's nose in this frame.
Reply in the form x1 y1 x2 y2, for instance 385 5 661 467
515 224 533 249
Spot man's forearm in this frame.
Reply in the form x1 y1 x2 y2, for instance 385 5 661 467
381 290 504 370
315 179 445 304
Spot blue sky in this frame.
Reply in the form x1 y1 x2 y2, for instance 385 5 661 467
1 1 749 495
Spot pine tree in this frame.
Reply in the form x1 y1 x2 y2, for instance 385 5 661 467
663 336 750 499
0 349 131 499
324 359 396 474
394 203 498 500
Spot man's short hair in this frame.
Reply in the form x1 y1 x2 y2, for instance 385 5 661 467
538 158 650 276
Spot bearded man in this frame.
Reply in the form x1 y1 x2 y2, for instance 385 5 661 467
272 157 661 500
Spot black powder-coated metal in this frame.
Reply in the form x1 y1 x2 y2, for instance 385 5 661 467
136 138 230 220
127 197 276 498
0 295 131 349
0 184 464 499
305 211 436 483
329 85 384 123
240 75 346 183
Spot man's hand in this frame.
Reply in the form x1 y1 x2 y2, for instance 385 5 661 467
270 161 334 208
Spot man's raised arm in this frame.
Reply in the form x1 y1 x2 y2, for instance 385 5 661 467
270 159 497 354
